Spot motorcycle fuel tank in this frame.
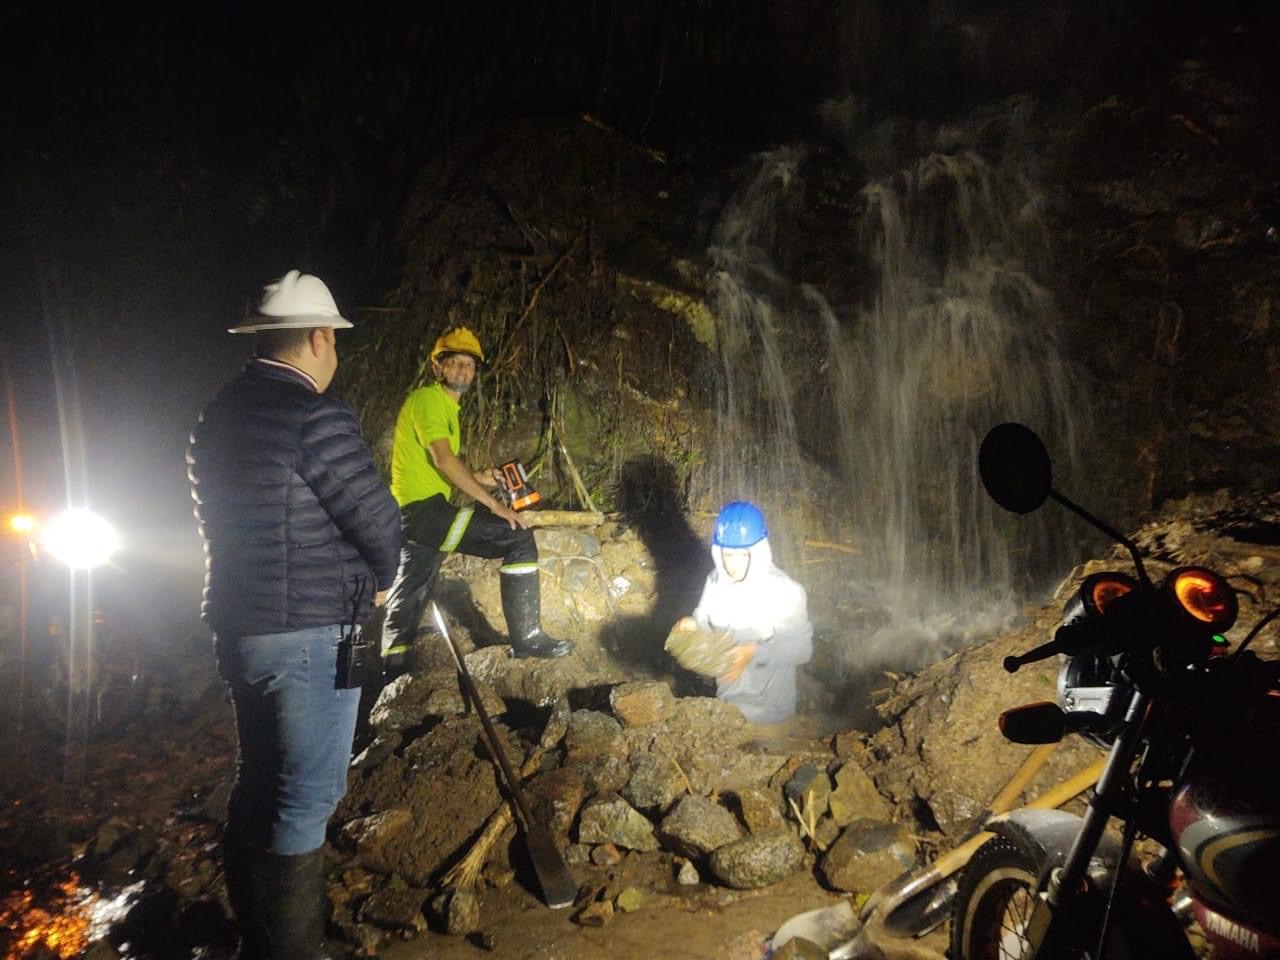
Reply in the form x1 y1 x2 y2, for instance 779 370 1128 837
1170 758 1280 941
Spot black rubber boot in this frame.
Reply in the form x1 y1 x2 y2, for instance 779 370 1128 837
223 842 262 957
224 844 328 960
500 572 574 659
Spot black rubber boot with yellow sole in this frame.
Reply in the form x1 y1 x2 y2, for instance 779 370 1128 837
500 572 574 659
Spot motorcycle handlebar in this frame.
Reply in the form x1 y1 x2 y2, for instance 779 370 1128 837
1004 621 1108 673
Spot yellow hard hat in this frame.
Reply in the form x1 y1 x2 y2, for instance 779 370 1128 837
430 326 485 363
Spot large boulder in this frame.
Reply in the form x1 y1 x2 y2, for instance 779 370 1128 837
359 883 428 934
564 710 626 759
463 646 624 708
443 524 662 651
564 709 632 794
623 697 752 795
732 787 786 835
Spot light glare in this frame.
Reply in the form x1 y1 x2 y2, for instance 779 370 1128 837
8 513 38 535
40 510 120 569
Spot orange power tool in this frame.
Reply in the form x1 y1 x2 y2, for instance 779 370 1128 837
497 460 541 511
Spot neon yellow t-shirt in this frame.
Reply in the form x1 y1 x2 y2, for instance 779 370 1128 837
390 384 460 507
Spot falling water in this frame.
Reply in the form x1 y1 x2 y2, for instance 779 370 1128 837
705 147 809 562
838 147 1080 662
705 124 1080 668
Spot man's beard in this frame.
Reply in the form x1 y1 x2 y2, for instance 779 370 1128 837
447 379 472 395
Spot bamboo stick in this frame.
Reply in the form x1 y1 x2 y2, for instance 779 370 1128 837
523 510 604 528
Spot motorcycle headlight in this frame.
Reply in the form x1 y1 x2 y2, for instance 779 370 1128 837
1060 572 1138 625
1166 567 1237 631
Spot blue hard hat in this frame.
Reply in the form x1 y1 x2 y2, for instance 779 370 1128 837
713 501 767 548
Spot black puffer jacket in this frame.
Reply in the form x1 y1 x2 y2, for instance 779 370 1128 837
187 360 401 635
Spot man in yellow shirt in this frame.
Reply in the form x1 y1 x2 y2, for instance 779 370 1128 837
382 327 573 668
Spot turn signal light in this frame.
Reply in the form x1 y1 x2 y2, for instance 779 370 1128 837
1168 567 1237 630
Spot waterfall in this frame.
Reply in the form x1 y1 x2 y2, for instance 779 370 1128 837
836 147 1080 664
704 147 808 563
704 118 1080 669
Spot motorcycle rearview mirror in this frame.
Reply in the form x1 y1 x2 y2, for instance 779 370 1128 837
979 422 1051 514
979 423 1152 588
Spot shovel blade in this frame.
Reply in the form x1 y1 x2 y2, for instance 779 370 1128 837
525 823 578 909
879 875 957 938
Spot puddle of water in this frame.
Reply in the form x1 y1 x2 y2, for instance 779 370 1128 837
1 871 143 960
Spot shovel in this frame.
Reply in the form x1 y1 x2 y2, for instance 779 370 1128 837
431 603 578 909
854 745 1104 940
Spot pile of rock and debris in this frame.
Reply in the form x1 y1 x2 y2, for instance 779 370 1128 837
865 490 1280 839
327 663 909 953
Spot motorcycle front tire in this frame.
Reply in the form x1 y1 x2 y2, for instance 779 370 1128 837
950 836 1195 960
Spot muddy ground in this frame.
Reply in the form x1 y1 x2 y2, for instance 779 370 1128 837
5 490 1280 960
0 658 945 960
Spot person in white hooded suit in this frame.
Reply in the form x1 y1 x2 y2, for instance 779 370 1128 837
675 501 813 725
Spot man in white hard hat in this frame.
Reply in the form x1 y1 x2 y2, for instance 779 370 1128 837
188 270 401 960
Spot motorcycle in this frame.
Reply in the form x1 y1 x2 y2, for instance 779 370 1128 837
948 423 1280 959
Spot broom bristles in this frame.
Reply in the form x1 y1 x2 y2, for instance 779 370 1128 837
442 804 515 889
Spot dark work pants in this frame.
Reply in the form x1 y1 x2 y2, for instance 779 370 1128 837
381 494 538 656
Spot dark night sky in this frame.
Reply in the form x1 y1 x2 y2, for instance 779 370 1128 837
0 0 1256 628
2 2 358 621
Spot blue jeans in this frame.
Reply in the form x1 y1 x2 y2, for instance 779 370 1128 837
215 625 360 855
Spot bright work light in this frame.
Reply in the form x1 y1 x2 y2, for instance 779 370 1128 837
41 509 120 569
7 512 38 535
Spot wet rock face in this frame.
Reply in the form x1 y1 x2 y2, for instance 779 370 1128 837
657 795 743 858
447 523 667 660
708 830 806 889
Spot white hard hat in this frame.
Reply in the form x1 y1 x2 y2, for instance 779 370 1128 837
229 269 354 333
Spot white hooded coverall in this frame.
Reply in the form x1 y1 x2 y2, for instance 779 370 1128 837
691 535 813 724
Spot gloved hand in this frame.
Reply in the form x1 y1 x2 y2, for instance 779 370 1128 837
721 644 757 684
